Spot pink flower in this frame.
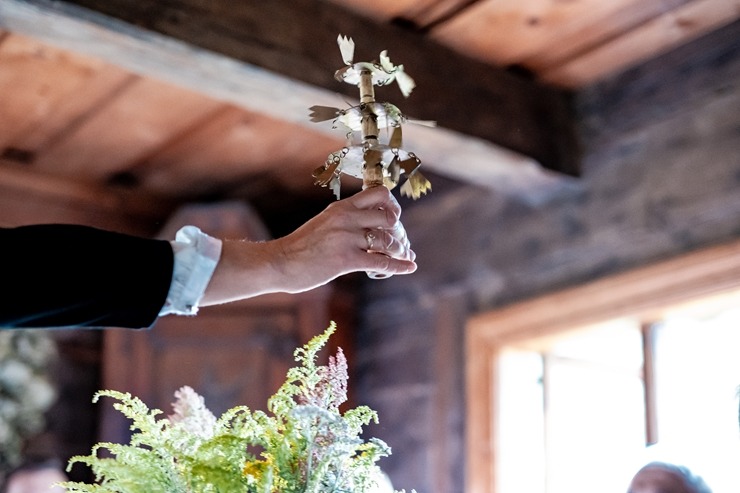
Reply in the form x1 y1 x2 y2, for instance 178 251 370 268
298 348 348 411
167 386 217 439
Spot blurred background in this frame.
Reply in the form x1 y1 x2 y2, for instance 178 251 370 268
1 1 739 492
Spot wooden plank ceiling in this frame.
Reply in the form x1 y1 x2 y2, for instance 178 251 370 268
0 0 738 231
0 31 342 198
333 0 739 87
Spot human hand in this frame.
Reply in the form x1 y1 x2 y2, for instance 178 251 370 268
201 186 416 305
274 185 417 289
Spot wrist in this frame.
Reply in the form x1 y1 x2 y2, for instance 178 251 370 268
200 239 282 305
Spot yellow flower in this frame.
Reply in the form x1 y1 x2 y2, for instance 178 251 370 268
243 456 272 478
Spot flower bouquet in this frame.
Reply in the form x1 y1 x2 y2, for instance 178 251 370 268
60 323 413 493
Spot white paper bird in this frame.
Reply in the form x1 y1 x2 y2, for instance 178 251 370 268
333 35 416 97
308 102 436 132
308 35 431 200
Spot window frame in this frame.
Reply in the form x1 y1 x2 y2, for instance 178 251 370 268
465 239 740 493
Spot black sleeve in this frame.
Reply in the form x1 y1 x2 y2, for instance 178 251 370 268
0 224 175 329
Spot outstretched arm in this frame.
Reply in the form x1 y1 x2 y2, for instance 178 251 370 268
0 187 416 329
201 186 416 306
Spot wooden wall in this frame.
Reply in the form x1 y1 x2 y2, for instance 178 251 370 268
354 20 740 493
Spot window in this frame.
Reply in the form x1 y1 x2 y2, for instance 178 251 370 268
466 240 740 493
497 321 647 493
648 308 740 489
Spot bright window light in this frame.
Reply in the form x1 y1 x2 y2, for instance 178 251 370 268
496 307 740 493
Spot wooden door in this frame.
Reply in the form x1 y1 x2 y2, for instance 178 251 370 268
99 288 330 445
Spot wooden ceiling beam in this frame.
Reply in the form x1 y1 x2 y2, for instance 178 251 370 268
55 0 579 176
0 160 175 226
0 0 578 200
9 1 578 174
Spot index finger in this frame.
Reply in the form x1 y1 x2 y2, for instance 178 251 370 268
348 186 402 216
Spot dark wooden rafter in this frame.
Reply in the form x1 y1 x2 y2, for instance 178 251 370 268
44 0 579 176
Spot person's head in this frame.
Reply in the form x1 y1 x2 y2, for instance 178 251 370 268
627 462 711 493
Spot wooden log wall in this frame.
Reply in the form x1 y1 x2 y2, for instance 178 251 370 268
354 21 740 493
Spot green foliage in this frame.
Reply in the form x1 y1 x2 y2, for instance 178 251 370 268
60 323 413 493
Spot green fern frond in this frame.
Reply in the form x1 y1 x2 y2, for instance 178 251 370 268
61 323 411 493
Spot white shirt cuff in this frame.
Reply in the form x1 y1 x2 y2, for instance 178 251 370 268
159 226 222 317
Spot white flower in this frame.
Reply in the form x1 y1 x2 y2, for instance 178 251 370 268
0 331 57 478
15 331 56 367
0 360 34 391
0 400 21 421
0 420 10 442
24 377 56 410
366 470 395 493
